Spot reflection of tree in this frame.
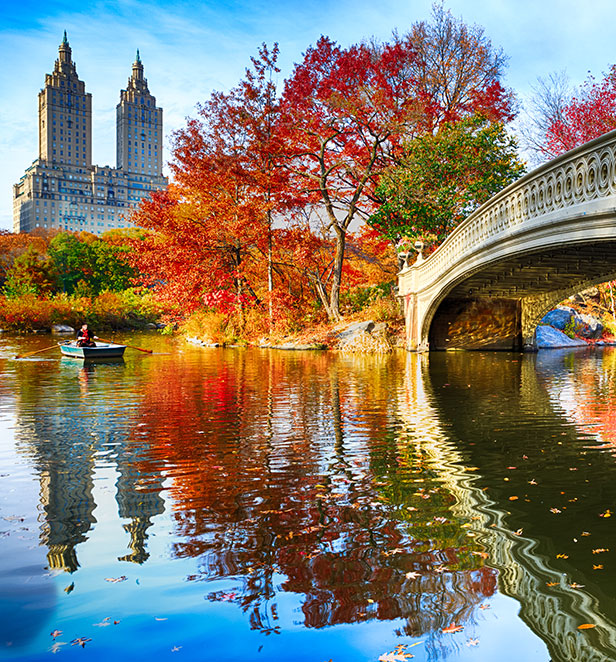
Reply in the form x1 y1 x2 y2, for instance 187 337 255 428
539 348 616 449
136 348 492 637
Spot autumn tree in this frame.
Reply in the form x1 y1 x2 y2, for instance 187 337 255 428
369 114 525 249
3 245 58 297
132 46 287 325
364 5 519 258
399 2 515 130
518 71 572 163
280 37 418 321
541 65 616 156
0 231 50 289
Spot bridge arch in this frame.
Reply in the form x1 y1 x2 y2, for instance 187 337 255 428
398 130 616 351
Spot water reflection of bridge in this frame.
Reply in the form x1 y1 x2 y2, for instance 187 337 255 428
398 352 616 661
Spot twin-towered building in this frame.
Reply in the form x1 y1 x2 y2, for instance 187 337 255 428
13 33 168 234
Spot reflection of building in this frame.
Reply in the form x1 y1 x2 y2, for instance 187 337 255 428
35 418 97 573
115 454 165 564
13 33 167 233
15 361 165 572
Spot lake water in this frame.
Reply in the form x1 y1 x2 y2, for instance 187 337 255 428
0 334 615 661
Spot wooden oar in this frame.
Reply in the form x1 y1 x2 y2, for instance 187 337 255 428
15 342 67 360
97 337 153 354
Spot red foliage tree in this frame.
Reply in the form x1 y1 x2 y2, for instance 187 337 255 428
131 46 288 323
544 64 616 156
280 37 418 320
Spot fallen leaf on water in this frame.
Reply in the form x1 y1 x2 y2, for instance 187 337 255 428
64 583 74 594
509 496 519 501
577 624 596 630
581 531 591 536
405 571 421 579
556 554 569 559
155 617 168 621
442 623 464 634
479 604 491 610
514 528 523 536
546 582 559 587
593 565 604 570
471 551 489 559
93 617 111 627
592 548 609 554
71 637 92 648
550 508 562 514
599 510 612 518
105 576 127 583
378 652 413 661
569 582 585 588
466 638 479 646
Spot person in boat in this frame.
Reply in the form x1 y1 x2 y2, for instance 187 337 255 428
76 324 98 347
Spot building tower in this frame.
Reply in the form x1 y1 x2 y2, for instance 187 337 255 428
38 31 92 167
13 35 167 234
116 50 163 176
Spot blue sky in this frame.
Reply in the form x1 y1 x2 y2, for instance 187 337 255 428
1 0 615 230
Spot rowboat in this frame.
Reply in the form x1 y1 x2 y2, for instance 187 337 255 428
59 341 127 359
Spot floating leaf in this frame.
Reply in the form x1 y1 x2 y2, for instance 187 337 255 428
71 637 92 648
105 576 127 583
577 624 596 630
379 651 413 661
442 623 464 634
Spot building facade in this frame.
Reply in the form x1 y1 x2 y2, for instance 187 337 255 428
13 33 167 234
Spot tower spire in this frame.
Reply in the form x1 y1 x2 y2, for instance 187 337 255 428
62 30 68 45
136 48 141 64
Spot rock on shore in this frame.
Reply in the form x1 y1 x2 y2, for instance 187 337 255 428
535 325 587 349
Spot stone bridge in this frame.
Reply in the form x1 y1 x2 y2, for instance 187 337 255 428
398 129 616 350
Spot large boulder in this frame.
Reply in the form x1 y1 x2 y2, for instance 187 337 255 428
536 325 587 349
51 324 75 334
335 320 375 341
540 306 579 331
576 313 603 339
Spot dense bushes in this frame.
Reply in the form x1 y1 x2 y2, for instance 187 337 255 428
0 290 165 332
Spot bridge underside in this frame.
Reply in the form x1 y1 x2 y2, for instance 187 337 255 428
428 241 616 351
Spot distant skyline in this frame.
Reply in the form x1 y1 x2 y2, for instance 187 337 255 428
2 0 616 230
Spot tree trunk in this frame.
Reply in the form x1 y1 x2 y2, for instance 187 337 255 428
328 227 345 321
267 215 273 329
